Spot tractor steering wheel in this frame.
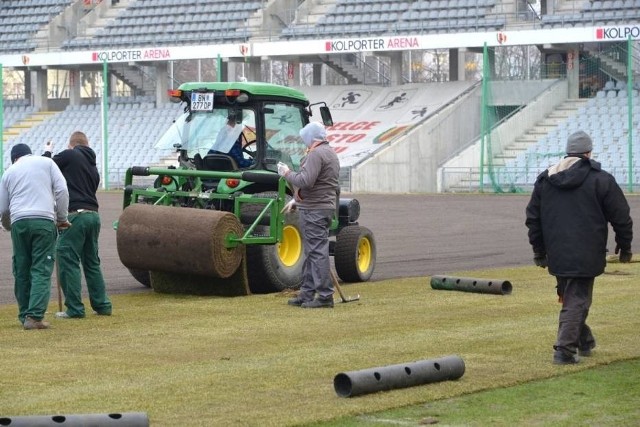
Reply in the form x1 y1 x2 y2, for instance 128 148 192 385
241 136 257 160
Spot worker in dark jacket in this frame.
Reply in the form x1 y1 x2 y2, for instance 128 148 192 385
44 131 112 318
525 130 633 365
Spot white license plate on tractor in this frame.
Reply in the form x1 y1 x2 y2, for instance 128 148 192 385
191 92 214 111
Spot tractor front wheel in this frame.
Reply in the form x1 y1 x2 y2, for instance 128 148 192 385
334 225 376 282
246 210 304 293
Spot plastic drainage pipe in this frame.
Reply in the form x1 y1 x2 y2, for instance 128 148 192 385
430 275 512 295
333 355 465 398
0 412 149 427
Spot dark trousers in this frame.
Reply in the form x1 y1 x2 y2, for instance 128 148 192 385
297 209 334 301
11 218 57 323
554 276 596 355
57 211 112 317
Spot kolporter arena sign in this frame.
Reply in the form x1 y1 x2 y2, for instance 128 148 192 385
1 24 639 68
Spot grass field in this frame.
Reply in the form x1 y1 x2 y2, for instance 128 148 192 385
1 259 638 426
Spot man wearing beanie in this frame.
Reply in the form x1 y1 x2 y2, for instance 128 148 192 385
278 122 340 308
0 143 71 330
525 130 633 365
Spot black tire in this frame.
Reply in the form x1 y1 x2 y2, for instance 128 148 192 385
128 268 151 288
334 225 376 282
246 211 303 294
239 191 279 225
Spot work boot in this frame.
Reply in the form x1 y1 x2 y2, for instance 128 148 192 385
55 312 85 319
301 297 334 308
23 316 50 330
93 310 112 316
552 350 579 365
287 297 308 307
578 343 596 357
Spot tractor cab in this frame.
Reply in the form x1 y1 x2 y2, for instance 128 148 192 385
156 82 333 181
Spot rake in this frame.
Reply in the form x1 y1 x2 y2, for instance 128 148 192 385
330 269 360 303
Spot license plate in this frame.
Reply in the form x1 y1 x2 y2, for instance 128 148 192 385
191 92 214 111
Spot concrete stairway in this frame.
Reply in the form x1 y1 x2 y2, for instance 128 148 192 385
2 111 57 143
447 98 588 192
491 98 587 167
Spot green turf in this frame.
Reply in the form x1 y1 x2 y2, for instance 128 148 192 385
313 359 640 426
0 259 638 426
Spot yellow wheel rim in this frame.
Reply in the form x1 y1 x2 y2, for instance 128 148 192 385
357 236 372 273
278 224 302 267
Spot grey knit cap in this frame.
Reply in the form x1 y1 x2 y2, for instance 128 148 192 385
566 131 593 154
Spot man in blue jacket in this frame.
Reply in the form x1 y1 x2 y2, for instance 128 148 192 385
525 130 633 365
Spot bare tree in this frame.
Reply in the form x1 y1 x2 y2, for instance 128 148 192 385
493 45 541 80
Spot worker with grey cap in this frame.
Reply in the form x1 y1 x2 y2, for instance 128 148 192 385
0 143 71 330
525 130 633 365
278 122 340 308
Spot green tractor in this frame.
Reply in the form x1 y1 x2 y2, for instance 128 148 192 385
115 81 376 295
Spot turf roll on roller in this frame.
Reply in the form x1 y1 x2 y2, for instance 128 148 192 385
430 275 513 295
117 204 243 278
334 355 465 398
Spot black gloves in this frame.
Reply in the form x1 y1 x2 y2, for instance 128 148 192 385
615 244 632 263
533 252 547 268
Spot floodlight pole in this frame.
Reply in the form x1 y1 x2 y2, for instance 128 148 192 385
627 36 633 193
479 44 488 193
101 59 109 190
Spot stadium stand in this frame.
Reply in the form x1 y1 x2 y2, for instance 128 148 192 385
1 100 35 129
541 0 640 27
282 0 506 38
0 0 73 52
2 100 178 185
62 0 264 49
500 87 640 186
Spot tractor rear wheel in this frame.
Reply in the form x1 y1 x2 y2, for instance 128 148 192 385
334 225 376 282
246 210 303 293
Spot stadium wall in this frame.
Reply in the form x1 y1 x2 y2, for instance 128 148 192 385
437 79 569 192
349 84 482 193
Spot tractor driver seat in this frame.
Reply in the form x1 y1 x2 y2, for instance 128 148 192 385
200 154 239 171
193 153 238 172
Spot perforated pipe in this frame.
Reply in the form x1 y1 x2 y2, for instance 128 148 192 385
0 412 148 427
430 275 512 295
333 355 465 398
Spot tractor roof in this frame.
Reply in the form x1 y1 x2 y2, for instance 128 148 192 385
177 81 309 104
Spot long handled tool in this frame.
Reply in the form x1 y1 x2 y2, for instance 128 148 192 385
330 269 360 303
54 257 63 313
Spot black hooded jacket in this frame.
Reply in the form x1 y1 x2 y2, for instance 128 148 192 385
47 145 100 212
525 156 633 278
